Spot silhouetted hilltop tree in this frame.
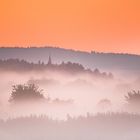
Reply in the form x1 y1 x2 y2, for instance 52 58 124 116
9 84 45 102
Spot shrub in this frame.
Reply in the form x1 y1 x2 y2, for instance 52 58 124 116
9 83 45 102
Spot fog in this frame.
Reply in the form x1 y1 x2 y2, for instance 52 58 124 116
0 57 140 139
0 69 139 120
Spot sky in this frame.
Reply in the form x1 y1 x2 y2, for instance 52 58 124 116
0 0 140 54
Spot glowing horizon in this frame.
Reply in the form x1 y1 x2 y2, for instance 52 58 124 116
0 0 140 54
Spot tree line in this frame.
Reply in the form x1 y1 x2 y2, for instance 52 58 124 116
0 59 113 78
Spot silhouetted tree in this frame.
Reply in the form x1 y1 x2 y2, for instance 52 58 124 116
125 90 140 105
125 90 140 112
9 84 45 102
98 98 112 111
94 68 100 75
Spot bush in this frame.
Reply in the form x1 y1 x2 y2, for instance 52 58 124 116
9 83 45 102
125 90 140 112
125 90 140 105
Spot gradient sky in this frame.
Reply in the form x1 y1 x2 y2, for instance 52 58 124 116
0 0 140 54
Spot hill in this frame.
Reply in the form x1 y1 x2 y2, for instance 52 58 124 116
0 47 140 73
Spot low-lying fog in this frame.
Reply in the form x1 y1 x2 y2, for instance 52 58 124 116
0 70 139 120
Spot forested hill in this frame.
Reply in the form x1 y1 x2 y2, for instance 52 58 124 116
0 59 113 79
0 47 140 71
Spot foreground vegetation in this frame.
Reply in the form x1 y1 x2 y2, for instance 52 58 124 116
0 113 140 140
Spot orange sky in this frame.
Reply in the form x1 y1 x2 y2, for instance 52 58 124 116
0 0 140 54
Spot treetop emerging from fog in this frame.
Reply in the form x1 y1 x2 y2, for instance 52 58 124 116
9 84 45 102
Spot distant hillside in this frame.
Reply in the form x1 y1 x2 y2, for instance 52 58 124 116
0 47 140 72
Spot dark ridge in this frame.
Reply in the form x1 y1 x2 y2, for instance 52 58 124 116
1 46 140 56
0 47 140 71
0 59 113 79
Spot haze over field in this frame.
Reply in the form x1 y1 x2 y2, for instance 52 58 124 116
0 49 140 120
0 47 140 139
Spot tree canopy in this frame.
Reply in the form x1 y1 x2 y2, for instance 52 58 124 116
9 84 45 102
125 90 140 112
125 90 140 105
